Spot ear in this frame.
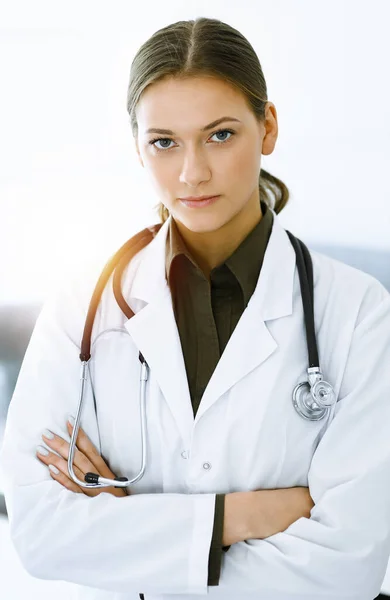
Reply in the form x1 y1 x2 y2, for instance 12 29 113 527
261 102 278 156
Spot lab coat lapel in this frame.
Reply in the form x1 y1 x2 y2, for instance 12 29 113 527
194 215 296 422
123 217 195 446
123 213 297 440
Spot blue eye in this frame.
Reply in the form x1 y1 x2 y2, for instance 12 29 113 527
211 130 233 143
148 128 236 152
151 138 174 151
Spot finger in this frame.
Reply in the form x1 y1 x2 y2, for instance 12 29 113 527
36 445 82 493
36 445 101 497
66 420 117 479
48 464 84 493
41 428 100 482
48 463 101 497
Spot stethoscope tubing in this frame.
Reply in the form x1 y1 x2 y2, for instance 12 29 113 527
71 226 161 489
285 231 319 368
79 224 162 362
69 223 333 490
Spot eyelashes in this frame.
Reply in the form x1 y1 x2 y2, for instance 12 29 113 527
148 128 236 152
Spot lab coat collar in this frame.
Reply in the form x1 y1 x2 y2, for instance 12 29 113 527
123 211 296 441
125 216 171 306
126 211 295 319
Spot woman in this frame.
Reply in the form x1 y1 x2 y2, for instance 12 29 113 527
1 16 390 600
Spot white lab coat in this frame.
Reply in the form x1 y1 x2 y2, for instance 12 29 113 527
1 212 390 600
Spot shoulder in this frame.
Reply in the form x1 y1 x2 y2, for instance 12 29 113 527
36 240 151 341
55 234 152 306
309 248 390 327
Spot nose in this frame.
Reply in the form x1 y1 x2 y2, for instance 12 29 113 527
179 147 211 188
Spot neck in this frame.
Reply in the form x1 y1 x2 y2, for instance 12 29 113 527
175 192 263 280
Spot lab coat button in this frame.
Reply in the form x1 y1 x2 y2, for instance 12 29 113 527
181 450 188 459
202 462 212 470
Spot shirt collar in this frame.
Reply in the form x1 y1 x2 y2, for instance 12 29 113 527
165 201 274 305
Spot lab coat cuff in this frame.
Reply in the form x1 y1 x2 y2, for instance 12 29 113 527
188 493 217 594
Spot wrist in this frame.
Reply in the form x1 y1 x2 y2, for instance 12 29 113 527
246 489 286 540
247 487 314 540
223 491 254 546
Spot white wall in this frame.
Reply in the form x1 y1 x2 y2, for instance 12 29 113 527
1 0 389 304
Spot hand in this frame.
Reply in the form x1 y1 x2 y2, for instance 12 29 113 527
247 487 314 540
36 419 129 498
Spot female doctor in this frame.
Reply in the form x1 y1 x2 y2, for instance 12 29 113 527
2 16 390 600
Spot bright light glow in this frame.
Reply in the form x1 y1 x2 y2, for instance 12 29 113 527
1 1 390 305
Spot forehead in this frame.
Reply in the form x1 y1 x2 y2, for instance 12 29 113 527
135 76 250 131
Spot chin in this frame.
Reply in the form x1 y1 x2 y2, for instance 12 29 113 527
173 211 230 234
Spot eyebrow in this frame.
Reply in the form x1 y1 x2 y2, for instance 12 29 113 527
145 116 241 135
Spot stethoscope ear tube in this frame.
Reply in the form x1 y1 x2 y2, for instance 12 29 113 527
79 224 162 361
112 246 143 319
79 351 149 489
72 225 161 489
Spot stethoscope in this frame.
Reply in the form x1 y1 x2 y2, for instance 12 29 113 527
67 222 337 490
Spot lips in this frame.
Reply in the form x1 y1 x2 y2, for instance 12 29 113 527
179 195 218 201
179 195 221 208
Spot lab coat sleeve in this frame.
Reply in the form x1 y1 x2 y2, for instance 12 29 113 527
0 269 216 596
215 286 390 600
219 284 390 600
208 493 226 585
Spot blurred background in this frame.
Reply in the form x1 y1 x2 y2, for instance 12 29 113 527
1 0 390 598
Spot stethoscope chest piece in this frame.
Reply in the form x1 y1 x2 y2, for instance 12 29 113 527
292 381 328 421
292 368 336 421
311 379 336 407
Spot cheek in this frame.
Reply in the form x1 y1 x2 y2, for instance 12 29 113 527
215 140 259 187
147 158 175 191
232 142 260 181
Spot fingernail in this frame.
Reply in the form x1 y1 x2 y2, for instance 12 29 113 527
42 429 54 440
36 445 49 456
48 464 59 475
68 415 75 426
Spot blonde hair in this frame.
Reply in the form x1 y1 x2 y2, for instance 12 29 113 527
126 17 289 223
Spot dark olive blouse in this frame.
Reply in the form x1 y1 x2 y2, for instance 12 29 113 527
165 201 274 585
